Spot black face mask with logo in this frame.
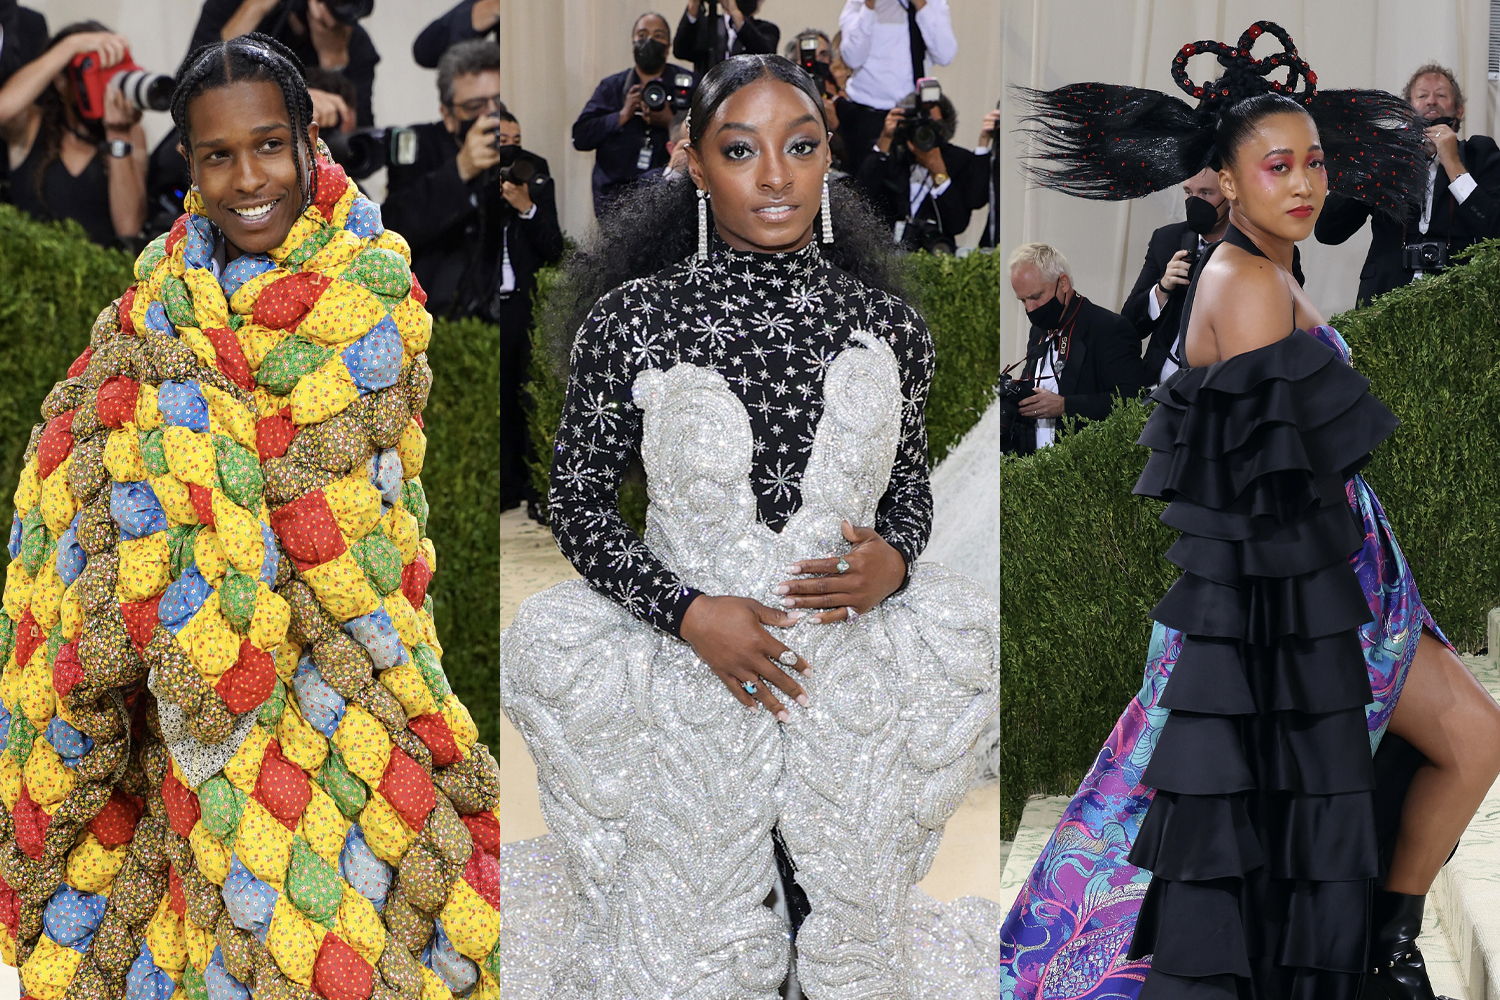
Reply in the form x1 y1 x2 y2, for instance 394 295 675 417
1185 195 1223 235
634 37 668 74
1027 281 1067 329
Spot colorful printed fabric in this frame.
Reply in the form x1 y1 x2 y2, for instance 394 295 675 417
0 147 499 1000
999 326 1450 1000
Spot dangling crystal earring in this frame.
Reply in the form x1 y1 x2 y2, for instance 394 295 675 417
820 177 834 244
697 188 710 261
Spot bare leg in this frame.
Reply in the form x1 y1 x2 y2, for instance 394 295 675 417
1384 629 1500 894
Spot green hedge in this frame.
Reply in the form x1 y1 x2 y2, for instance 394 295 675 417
999 241 1500 838
0 205 502 749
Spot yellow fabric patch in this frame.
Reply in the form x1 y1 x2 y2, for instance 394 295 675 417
383 507 419 564
230 267 287 315
274 640 301 682
28 560 64 633
163 426 219 489
189 823 232 885
327 184 360 231
0 926 12 969
184 267 230 329
116 533 171 602
278 697 328 773
238 324 288 375
420 536 437 575
289 355 360 426
303 228 362 274
299 279 386 348
20 933 83 1000
473 969 499 1000
194 529 228 588
177 326 219 367
12 461 39 518
0 753 21 811
391 296 432 356
265 896 325 988
301 550 381 623
175 591 238 681
419 963 454 1000
379 663 437 720
135 382 163 431
299 781 347 871
145 893 189 978
236 797 294 886
224 723 272 793
104 426 149 482
23 735 73 808
184 916 214 972
439 876 501 960
324 472 383 542
66 832 127 894
249 584 291 652
215 494 264 575
202 383 257 452
3 561 32 623
383 592 423 648
332 705 391 787
335 887 385 967
58 580 83 642
269 213 324 266
20 656 53 727
359 791 416 866
374 229 412 264
131 277 156 331
442 696 479 750
150 472 196 525
39 459 76 535
253 387 286 420
397 420 426 480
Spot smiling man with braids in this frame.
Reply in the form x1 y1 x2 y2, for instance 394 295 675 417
0 31 503 1000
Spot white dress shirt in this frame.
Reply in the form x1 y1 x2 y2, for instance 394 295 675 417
838 0 957 110
499 203 539 294
1145 232 1209 383
1033 338 1061 450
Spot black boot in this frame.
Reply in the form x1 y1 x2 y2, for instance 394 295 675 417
1363 890 1455 1000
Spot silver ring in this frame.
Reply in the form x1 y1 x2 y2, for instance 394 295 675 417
743 681 758 694
777 650 799 667
836 558 850 574
846 606 858 621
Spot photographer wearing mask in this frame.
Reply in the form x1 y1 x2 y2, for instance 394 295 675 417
572 13 694 217
674 0 779 76
1316 62 1500 306
855 87 990 252
0 22 146 247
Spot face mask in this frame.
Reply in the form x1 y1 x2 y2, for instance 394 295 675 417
1185 195 1222 234
1426 115 1456 128
634 37 668 74
1026 281 1067 329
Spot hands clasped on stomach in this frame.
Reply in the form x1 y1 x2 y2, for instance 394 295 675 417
678 520 908 720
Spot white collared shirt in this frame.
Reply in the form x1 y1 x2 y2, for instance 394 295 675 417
1419 158 1476 234
1033 337 1061 449
684 10 738 53
1145 233 1209 383
838 0 957 110
499 203 539 294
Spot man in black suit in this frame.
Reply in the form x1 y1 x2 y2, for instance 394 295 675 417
854 92 990 252
1315 62 1500 306
674 0 779 76
1006 243 1145 455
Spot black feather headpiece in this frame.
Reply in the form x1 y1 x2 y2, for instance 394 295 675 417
1014 20 1426 219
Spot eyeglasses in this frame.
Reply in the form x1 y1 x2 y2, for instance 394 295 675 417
449 95 504 117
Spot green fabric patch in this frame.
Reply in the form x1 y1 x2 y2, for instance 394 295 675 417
134 236 168 282
318 751 367 819
282 228 337 269
0 617 14 670
177 965 209 1000
228 314 245 331
159 274 197 330
219 569 258 632
18 521 51 578
402 480 428 535
411 644 450 701
139 428 169 478
485 944 503 986
214 435 264 509
342 249 411 300
43 626 62 667
259 678 287 728
286 837 344 925
168 524 201 580
9 714 33 767
349 532 402 596
257 337 334 396
197 775 247 841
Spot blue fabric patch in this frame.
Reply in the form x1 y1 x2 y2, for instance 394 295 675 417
7 512 20 560
343 196 384 238
341 315 403 394
110 480 168 540
343 607 407 671
423 917 478 993
370 450 403 507
259 520 280 587
125 943 176 1000
293 656 346 738
221 855 276 942
157 380 210 432
55 516 87 586
159 565 212 634
219 253 276 299
204 947 250 1000
183 215 217 271
143 300 173 336
45 716 93 767
339 824 393 911
0 703 11 756
43 886 107 952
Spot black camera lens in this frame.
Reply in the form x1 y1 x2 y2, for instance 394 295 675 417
911 122 940 153
641 79 669 112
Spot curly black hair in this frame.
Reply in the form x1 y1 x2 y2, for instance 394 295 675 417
541 54 908 373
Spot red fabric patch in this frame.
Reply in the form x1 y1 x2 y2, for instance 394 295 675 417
13 609 43 671
408 272 427 306
168 863 186 917
462 848 502 911
12 787 47 860
377 746 435 831
34 410 77 481
216 641 276 714
0 873 18 932
459 811 501 857
312 160 351 222
119 595 162 658
255 407 298 464
252 271 333 331
269 490 348 571
164 215 189 258
88 789 143 848
189 485 217 529
311 932 373 1000
407 713 459 768
96 376 140 430
203 327 253 391
51 642 82 699
413 411 423 430
67 348 94 379
162 769 201 839
254 739 312 831
117 287 137 335
400 555 432 611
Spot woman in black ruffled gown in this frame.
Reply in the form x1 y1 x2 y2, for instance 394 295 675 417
1004 22 1500 1000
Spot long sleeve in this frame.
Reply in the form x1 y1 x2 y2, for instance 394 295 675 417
189 0 239 51
872 298 935 570
837 0 875 68
1064 312 1146 420
672 8 702 63
736 18 780 55
1122 235 1167 339
572 76 623 152
1314 191 1374 246
549 285 702 636
514 184 564 268
913 0 957 66
1454 138 1500 237
381 152 474 254
414 1 478 69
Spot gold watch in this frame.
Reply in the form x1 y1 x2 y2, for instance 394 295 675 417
932 172 950 186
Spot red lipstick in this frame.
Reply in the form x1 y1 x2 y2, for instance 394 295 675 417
1288 206 1313 218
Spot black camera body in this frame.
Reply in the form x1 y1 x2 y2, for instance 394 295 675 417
323 126 418 180
497 146 550 188
1402 240 1449 271
797 36 836 95
893 77 945 154
642 71 695 114
999 372 1037 454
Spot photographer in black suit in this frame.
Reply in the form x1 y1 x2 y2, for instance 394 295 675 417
1316 63 1500 306
674 0 779 76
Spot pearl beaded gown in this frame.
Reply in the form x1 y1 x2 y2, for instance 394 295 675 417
499 236 1000 998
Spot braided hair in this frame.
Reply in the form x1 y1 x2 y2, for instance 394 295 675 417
169 32 319 211
1015 20 1426 219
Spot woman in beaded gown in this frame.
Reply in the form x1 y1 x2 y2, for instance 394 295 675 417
499 56 999 999
999 23 1500 1000
0 35 505 1000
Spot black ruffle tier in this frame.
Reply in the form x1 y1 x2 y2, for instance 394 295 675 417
1125 330 1400 999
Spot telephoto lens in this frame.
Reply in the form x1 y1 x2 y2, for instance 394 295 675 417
108 69 174 113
